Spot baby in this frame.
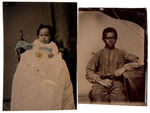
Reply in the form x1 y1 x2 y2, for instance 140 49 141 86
11 24 75 110
34 24 58 58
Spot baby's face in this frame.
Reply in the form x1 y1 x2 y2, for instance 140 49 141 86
39 28 51 44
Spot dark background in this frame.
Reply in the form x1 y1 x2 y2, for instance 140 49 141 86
3 2 77 110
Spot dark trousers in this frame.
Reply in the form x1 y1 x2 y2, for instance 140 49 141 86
89 80 126 103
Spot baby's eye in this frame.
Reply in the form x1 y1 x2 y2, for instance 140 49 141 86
45 34 50 36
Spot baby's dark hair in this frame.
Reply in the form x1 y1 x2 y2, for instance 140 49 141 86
37 24 54 41
37 24 52 35
102 27 118 40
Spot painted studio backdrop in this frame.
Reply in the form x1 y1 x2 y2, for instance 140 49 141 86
78 8 147 105
3 2 77 110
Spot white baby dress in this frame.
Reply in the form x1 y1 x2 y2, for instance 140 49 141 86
11 39 75 110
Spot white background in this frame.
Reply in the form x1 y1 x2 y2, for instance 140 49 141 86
0 0 150 113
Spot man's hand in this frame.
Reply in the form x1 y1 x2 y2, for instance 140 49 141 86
97 79 112 88
114 67 125 77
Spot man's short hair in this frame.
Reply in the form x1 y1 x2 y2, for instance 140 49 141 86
102 27 118 40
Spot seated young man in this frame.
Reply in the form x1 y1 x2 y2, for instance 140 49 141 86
86 27 141 103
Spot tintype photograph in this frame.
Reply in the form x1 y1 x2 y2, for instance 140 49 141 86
78 8 147 105
3 2 77 110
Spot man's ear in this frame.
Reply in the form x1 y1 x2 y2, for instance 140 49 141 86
102 38 105 42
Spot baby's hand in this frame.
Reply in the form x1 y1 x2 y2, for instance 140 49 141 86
48 53 54 58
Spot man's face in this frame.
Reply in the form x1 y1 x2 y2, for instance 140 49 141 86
103 32 117 49
39 28 51 44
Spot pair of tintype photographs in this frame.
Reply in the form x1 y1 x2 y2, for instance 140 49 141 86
3 2 147 111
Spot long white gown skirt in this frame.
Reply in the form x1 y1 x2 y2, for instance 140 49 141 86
11 41 75 110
